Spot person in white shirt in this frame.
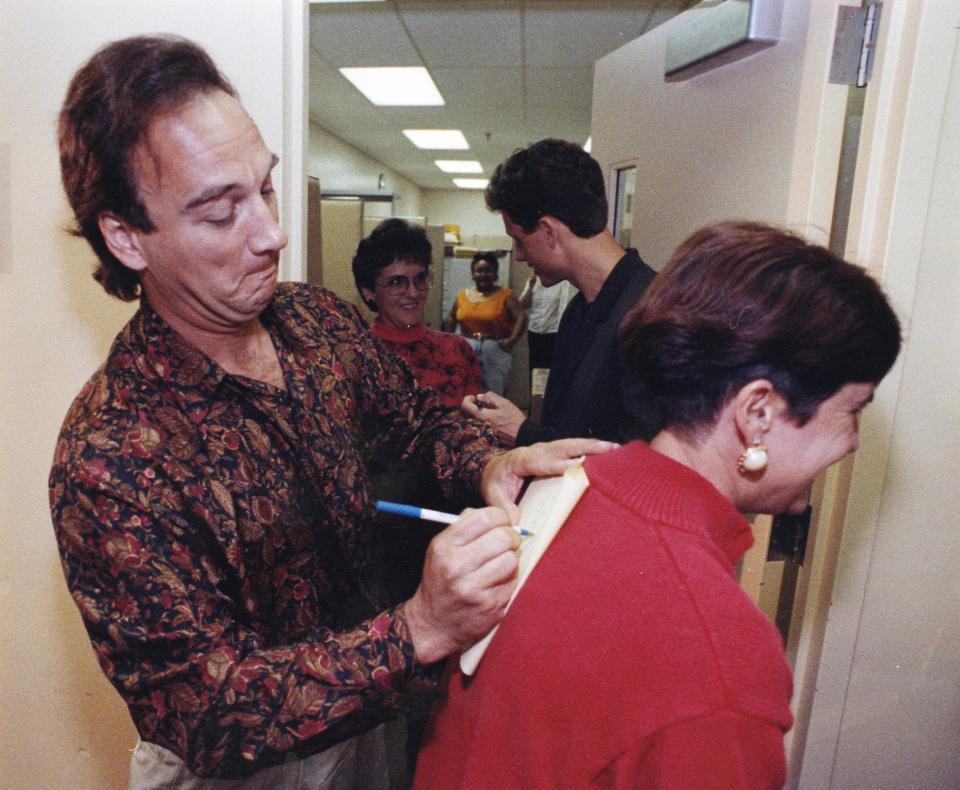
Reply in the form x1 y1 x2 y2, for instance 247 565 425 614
518 273 575 374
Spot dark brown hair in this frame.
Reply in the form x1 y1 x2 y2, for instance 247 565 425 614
58 35 236 300
620 221 902 435
485 139 607 237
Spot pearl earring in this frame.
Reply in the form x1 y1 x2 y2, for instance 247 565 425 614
737 440 768 474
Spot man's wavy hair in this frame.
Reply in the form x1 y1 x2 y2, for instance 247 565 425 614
58 35 236 300
619 221 902 439
485 139 607 238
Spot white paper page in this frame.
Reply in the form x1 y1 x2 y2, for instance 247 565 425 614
459 463 589 675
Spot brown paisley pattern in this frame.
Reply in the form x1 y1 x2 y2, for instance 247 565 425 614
49 282 499 778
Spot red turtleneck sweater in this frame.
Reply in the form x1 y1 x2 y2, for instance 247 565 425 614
415 441 794 789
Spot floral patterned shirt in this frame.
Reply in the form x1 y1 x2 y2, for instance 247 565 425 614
49 282 499 779
371 321 484 409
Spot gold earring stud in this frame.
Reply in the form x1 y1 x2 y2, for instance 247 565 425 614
737 441 768 474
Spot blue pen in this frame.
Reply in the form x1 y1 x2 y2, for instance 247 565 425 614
375 500 534 537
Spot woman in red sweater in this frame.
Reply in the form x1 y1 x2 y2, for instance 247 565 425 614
414 221 902 789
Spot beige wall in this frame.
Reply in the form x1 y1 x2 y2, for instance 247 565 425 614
308 120 424 218
0 2 299 787
592 2 812 270
797 3 960 787
421 189 507 242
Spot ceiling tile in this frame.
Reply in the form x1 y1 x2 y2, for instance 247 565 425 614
310 5 420 66
309 0 694 190
400 1 523 68
525 67 594 109
524 1 660 67
430 67 524 108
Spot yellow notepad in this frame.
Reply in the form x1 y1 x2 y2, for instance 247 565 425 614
459 462 590 675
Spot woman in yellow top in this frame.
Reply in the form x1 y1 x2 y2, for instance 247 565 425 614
443 251 526 395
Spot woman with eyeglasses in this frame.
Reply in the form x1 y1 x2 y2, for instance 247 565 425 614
443 251 527 395
353 218 484 409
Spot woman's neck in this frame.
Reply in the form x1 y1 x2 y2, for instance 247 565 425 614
650 427 739 508
374 317 426 339
469 285 499 299
376 313 422 329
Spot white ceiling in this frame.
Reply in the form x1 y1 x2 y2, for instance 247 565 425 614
309 0 696 191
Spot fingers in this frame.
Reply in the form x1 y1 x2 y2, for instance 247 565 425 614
437 527 520 602
461 392 503 418
520 438 618 475
480 439 616 515
531 437 619 455
478 391 508 409
439 506 516 548
425 510 519 599
462 394 524 446
405 509 521 664
500 500 521 524
479 452 526 517
460 394 482 417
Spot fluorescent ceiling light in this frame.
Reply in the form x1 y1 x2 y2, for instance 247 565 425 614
340 67 443 106
435 160 483 174
453 178 489 190
404 129 469 150
584 136 592 153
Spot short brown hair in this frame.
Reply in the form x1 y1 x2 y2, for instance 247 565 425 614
58 35 236 300
620 221 901 435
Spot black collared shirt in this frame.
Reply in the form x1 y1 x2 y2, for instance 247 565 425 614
517 249 660 445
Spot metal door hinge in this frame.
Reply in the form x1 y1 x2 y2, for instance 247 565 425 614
830 3 882 87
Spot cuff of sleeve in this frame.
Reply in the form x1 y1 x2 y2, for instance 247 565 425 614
452 443 505 507
391 605 445 689
515 418 537 447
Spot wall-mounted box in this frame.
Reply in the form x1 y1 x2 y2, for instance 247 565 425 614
665 0 784 82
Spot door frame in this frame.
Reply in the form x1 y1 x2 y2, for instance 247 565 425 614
783 1 955 784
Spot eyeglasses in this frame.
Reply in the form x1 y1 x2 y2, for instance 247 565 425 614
376 271 432 293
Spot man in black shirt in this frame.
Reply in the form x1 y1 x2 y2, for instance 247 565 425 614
462 139 660 445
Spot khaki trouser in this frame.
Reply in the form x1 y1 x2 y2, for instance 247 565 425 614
129 723 398 790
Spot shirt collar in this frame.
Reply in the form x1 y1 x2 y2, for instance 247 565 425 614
586 440 754 567
261 283 333 349
372 321 428 343
126 297 270 424
585 248 641 322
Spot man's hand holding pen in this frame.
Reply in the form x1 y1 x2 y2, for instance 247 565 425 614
402 506 520 665
402 437 616 665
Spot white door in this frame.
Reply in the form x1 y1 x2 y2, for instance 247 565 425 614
796 3 960 787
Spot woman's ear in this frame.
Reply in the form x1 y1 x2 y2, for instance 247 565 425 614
359 286 378 312
98 212 148 272
732 379 786 443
